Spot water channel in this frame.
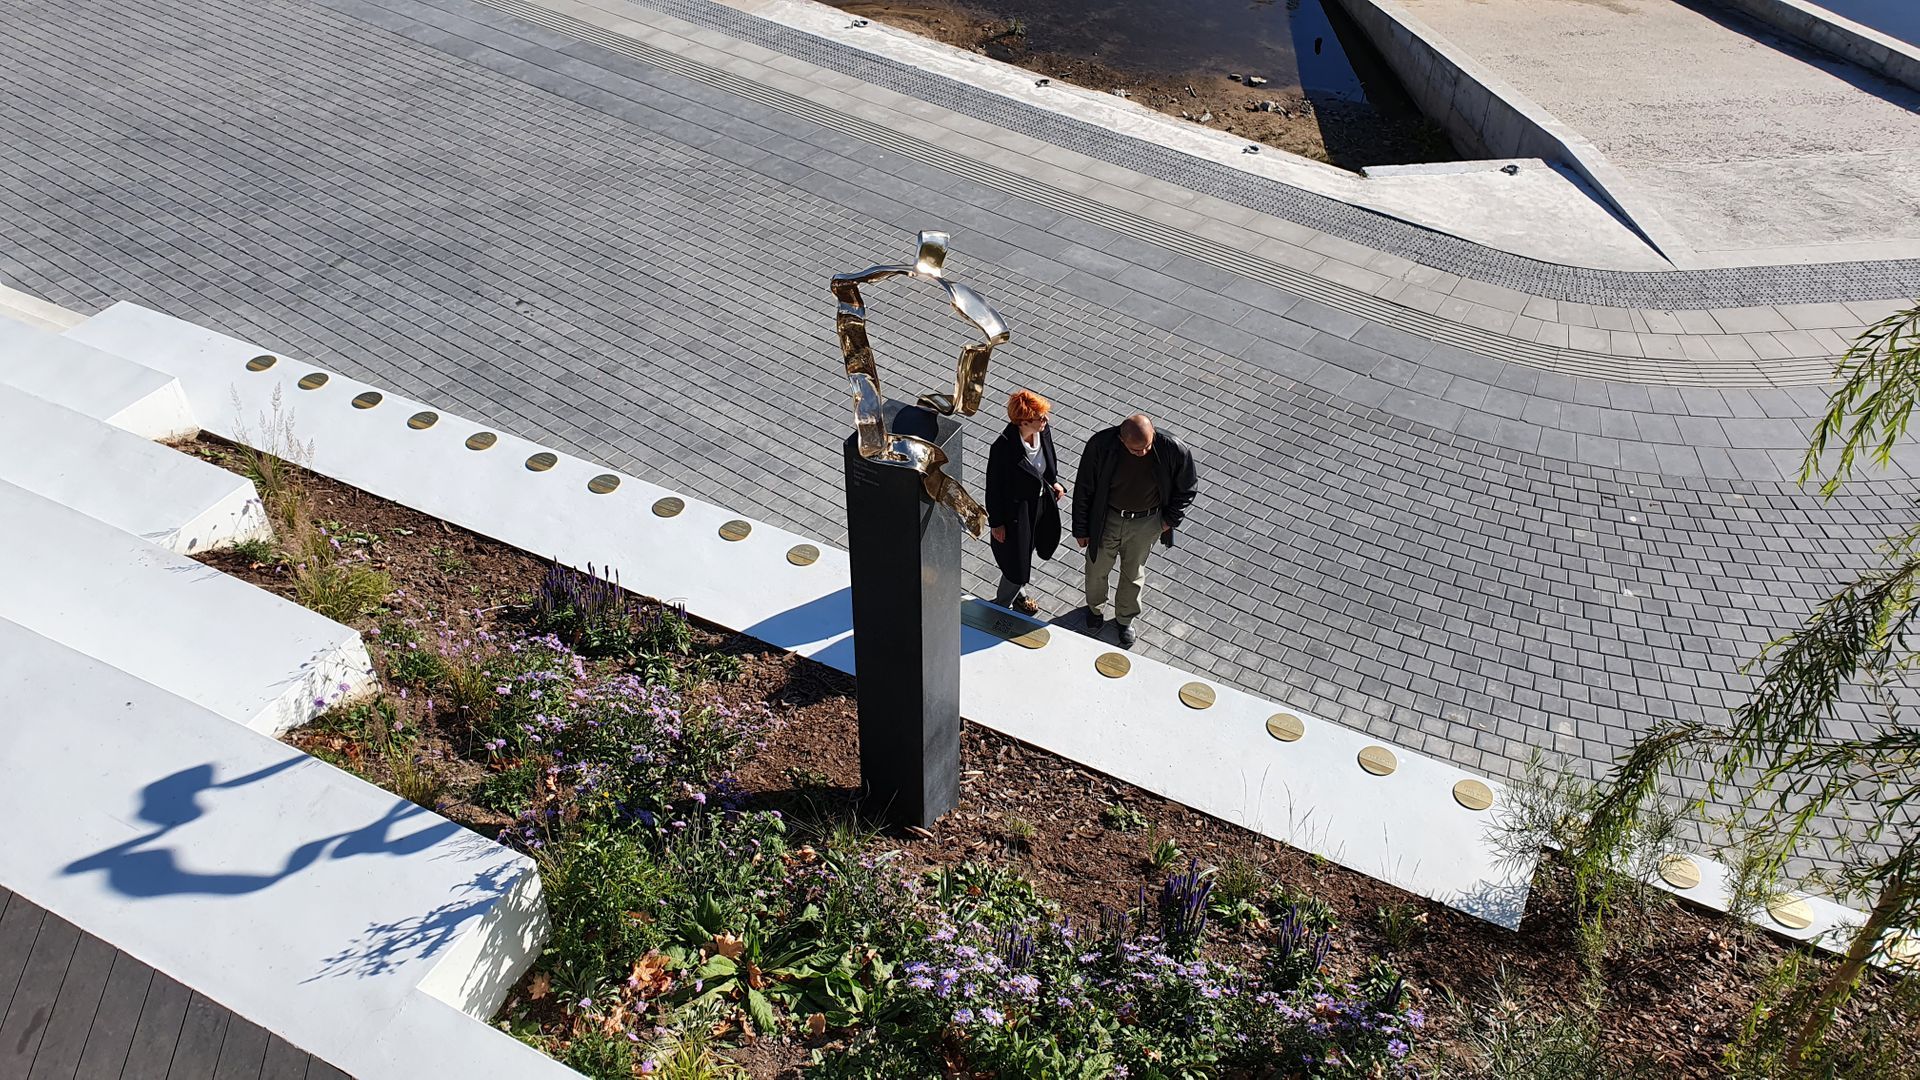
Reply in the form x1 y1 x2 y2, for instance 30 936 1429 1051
1810 0 1920 47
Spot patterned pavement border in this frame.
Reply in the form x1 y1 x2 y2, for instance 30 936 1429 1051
474 0 1846 388
603 0 1920 308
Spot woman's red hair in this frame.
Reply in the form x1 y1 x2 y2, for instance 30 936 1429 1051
1007 389 1051 423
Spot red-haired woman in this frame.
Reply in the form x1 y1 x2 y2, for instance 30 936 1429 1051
985 389 1065 614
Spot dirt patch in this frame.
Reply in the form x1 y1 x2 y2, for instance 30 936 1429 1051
179 434 1911 1077
829 0 1454 169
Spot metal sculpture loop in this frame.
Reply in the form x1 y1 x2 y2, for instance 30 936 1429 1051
831 231 1010 537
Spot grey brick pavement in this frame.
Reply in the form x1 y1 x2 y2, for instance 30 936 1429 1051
0 0 1909 867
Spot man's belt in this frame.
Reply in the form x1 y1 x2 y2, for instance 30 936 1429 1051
1113 506 1160 520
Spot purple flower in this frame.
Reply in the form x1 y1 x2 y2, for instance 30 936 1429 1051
1388 1040 1409 1059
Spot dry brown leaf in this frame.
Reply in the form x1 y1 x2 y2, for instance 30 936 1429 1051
628 953 674 998
711 932 746 960
528 971 551 1000
806 1013 827 1038
746 961 766 990
599 1001 632 1036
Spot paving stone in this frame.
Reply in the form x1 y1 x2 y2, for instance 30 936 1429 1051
0 0 1904 877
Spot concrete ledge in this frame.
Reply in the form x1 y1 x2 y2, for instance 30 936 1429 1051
0 280 85 333
0 616 566 1079
0 480 374 735
0 382 269 554
1328 0 1693 263
0 314 195 440
66 300 1539 928
1716 0 1920 92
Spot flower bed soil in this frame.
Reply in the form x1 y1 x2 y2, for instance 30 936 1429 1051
179 434 1909 1078
822 0 1455 170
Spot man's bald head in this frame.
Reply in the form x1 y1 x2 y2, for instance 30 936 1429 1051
1119 414 1155 455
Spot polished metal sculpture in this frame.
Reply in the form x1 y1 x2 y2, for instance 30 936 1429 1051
832 231 1010 537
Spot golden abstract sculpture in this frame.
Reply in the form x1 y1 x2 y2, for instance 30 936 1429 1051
831 231 1010 537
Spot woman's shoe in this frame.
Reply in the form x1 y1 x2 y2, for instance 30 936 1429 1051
1014 596 1041 616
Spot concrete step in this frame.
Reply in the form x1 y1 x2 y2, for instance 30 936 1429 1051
0 312 195 439
0 480 373 735
0 615 559 1080
0 280 85 332
0 382 269 554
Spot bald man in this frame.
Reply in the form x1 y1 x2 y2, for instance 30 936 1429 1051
1070 414 1199 648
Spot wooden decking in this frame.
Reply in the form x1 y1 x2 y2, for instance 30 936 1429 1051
0 884 347 1080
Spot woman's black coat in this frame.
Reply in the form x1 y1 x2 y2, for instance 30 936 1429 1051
984 422 1061 587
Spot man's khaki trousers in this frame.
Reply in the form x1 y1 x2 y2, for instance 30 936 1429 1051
1085 509 1160 624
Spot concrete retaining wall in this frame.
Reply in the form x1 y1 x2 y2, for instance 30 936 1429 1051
1329 0 1690 261
1713 0 1920 92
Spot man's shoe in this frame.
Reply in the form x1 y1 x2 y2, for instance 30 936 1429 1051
1116 622 1136 648
1014 596 1040 616
1083 608 1105 633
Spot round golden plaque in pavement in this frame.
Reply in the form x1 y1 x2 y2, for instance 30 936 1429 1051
1178 682 1215 710
652 497 685 517
246 354 277 372
297 372 329 390
408 411 438 430
1009 626 1050 649
1357 746 1398 776
1265 713 1305 742
352 391 383 410
588 474 621 494
1767 894 1814 931
1452 779 1494 811
1095 652 1131 678
787 544 819 566
525 452 557 472
465 431 497 451
719 519 752 542
1657 854 1701 890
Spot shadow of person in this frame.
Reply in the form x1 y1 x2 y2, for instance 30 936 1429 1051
64 758 461 898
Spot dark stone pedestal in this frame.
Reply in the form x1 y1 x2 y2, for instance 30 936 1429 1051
841 401 962 829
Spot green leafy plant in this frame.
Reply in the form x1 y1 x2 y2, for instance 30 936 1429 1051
472 756 546 816
1269 885 1339 931
645 1006 747 1079
1100 802 1148 832
229 536 279 564
228 385 314 540
1148 835 1183 874
386 746 445 810
1589 301 1920 1070
1205 856 1269 928
1459 974 1656 1080
1000 814 1038 851
559 1027 634 1080
293 556 393 622
926 862 1055 927
429 544 471 575
1374 901 1428 950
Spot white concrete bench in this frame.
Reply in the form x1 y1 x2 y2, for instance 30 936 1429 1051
0 313 195 440
0 382 268 554
0 615 562 1080
0 480 373 735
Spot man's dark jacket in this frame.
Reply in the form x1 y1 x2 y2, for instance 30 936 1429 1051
1071 426 1199 551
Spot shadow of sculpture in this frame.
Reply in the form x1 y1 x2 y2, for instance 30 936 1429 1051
64 758 461 898
306 864 515 982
